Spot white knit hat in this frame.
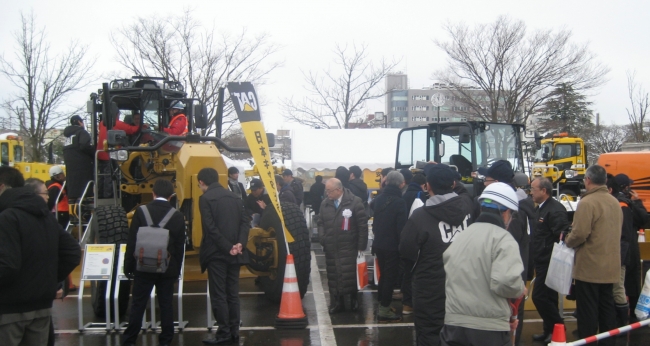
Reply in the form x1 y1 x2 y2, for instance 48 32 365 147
479 182 519 211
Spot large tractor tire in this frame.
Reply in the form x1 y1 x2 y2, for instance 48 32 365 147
91 205 131 319
259 202 311 303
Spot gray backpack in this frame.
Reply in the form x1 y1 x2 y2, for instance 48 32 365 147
134 205 176 273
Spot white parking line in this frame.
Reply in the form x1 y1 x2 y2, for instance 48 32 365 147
310 250 336 346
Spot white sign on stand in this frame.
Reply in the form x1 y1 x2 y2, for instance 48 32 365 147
82 244 114 280
78 244 115 332
114 244 149 331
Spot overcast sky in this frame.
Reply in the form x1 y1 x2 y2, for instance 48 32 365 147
2 0 648 132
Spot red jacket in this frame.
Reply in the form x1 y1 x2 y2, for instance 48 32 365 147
97 120 139 161
163 114 188 136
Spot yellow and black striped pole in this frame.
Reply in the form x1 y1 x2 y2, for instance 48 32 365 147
227 82 293 243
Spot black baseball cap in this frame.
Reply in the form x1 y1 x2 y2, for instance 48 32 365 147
282 169 293 176
613 174 633 187
250 178 264 190
478 160 514 183
70 115 83 125
425 164 457 189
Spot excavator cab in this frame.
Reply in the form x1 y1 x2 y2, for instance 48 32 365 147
395 121 526 197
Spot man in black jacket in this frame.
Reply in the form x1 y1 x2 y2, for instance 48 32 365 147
122 180 185 346
617 174 649 321
198 168 250 345
402 173 427 212
0 167 81 345
607 174 649 325
282 169 303 206
399 164 473 346
372 171 407 322
530 177 570 343
348 165 368 206
244 178 272 220
308 175 325 215
63 115 94 200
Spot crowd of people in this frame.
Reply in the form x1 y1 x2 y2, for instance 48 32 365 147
310 160 648 346
7 106 649 346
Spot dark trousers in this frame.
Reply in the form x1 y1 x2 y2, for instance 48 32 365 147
532 265 563 334
375 248 400 307
575 280 616 346
401 258 414 307
122 275 176 345
440 324 511 346
208 260 240 338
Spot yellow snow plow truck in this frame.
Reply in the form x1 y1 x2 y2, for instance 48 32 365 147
0 133 59 181
531 133 587 199
78 77 310 318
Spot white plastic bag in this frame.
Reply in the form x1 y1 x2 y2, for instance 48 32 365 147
545 241 575 295
635 269 650 320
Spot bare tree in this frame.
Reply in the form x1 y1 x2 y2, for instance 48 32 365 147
283 43 400 129
434 16 609 123
0 12 94 161
626 71 649 142
110 10 280 136
584 124 629 163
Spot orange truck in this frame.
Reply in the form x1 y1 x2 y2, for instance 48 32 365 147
597 151 650 212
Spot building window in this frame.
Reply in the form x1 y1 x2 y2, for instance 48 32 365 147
452 106 470 112
411 106 429 111
411 116 429 122
392 96 408 101
411 95 430 101
392 106 407 111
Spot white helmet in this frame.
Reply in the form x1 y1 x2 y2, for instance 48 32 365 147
478 182 518 211
49 165 64 177
170 100 186 110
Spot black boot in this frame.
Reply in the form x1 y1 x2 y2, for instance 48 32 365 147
329 295 345 314
615 303 629 327
350 293 358 311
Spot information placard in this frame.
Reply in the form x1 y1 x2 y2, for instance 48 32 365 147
82 244 115 280
116 244 128 280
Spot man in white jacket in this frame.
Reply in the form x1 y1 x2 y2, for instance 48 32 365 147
441 182 527 346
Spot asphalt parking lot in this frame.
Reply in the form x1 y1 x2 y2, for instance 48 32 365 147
51 243 650 345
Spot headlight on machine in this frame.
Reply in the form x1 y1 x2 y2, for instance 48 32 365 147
565 170 577 179
109 150 129 162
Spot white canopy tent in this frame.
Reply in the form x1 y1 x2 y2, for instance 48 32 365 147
291 128 402 172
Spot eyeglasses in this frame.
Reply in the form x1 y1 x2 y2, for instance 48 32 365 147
325 188 340 194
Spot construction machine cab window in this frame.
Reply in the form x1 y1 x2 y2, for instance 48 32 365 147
396 122 525 198
554 144 572 160
14 145 23 162
1 143 8 165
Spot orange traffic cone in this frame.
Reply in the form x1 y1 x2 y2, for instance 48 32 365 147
548 323 567 346
275 254 308 329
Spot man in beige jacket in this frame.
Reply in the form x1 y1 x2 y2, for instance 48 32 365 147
565 165 622 346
